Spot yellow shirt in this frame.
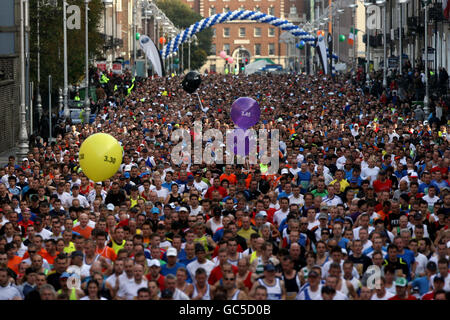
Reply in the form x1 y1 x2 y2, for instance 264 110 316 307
63 242 76 254
237 227 258 241
110 238 126 254
329 179 350 193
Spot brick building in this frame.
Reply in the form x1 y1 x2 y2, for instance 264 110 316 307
181 0 309 73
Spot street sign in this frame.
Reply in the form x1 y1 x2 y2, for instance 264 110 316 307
96 61 107 72
112 62 123 74
388 56 399 69
422 54 435 61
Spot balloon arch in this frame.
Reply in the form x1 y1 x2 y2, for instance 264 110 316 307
161 10 317 59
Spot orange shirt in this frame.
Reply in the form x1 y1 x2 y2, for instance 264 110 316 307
95 246 117 262
72 225 93 239
8 256 22 274
22 248 49 261
220 173 237 185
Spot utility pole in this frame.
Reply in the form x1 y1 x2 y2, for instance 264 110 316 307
18 0 29 158
84 0 91 125
63 1 69 119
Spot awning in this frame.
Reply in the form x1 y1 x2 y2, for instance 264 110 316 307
254 58 276 64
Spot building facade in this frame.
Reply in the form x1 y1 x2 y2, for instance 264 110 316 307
0 0 20 153
182 0 309 73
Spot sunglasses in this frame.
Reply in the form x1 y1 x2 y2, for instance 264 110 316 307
224 277 235 281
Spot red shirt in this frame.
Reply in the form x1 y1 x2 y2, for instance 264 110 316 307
388 295 417 300
420 291 435 300
146 274 165 291
373 179 393 193
204 186 228 200
208 265 238 285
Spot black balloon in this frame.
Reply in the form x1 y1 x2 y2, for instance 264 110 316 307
182 71 202 94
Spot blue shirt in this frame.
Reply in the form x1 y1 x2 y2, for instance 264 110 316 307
277 191 292 200
411 276 430 296
161 262 190 281
398 249 415 271
297 171 311 193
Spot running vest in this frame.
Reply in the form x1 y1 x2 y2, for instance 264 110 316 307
227 253 243 266
192 284 211 300
257 278 282 300
230 289 241 300
57 288 78 300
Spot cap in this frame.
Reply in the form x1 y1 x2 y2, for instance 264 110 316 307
60 272 71 279
395 277 408 287
256 211 268 219
124 165 132 172
318 212 329 220
413 212 423 220
70 251 84 259
281 168 289 175
22 158 28 162
195 243 206 253
149 259 161 268
410 172 419 178
106 203 115 211
320 204 329 211
167 247 177 257
124 172 131 179
264 263 276 272
151 207 160 214
178 207 188 213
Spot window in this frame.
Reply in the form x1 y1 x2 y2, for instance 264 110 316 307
290 6 297 15
210 64 216 72
223 44 230 55
223 27 230 37
254 43 261 56
223 6 230 13
239 27 246 37
254 27 261 37
268 6 275 15
268 43 275 55
212 28 216 38
239 5 245 10
210 44 216 55
255 6 261 12
268 28 275 37
209 6 216 16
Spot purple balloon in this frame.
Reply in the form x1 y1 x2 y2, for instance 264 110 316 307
230 97 261 130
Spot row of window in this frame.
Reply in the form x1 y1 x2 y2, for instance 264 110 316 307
211 43 276 56
209 6 275 16
213 27 276 38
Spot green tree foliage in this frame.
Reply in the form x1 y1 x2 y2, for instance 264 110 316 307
29 0 103 96
156 0 212 71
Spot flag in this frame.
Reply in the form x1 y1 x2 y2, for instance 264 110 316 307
348 28 357 46
444 0 449 20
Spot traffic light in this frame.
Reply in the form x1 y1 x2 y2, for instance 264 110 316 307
245 58 248 64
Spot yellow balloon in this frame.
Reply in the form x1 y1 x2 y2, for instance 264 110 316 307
79 133 123 182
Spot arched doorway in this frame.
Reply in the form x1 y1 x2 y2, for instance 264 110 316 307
231 47 251 73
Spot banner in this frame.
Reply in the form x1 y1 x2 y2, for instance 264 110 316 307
96 61 107 72
139 35 165 77
112 62 123 74
316 35 328 75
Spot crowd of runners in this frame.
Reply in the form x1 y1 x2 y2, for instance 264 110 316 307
0 64 449 300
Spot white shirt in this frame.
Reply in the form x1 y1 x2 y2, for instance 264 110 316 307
323 195 343 207
422 195 440 207
80 296 108 300
116 273 135 298
36 228 53 241
66 194 90 208
189 206 203 216
361 166 380 185
289 194 304 206
105 272 123 289
186 259 215 280
371 291 395 300
118 278 148 300
336 156 347 170
151 186 169 199
87 189 107 204
55 191 72 207
173 288 190 300
353 226 375 240
0 284 22 300
414 253 428 277
193 181 209 196
296 284 323 300
273 209 289 226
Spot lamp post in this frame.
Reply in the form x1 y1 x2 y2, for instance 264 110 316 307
337 9 344 64
349 3 358 74
398 0 409 75
63 1 69 119
18 0 29 158
364 1 372 81
423 1 430 117
132 0 137 77
36 0 42 129
84 0 90 125
376 0 387 88
102 0 112 62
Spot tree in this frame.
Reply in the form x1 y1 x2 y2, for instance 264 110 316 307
156 0 212 71
29 0 103 101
